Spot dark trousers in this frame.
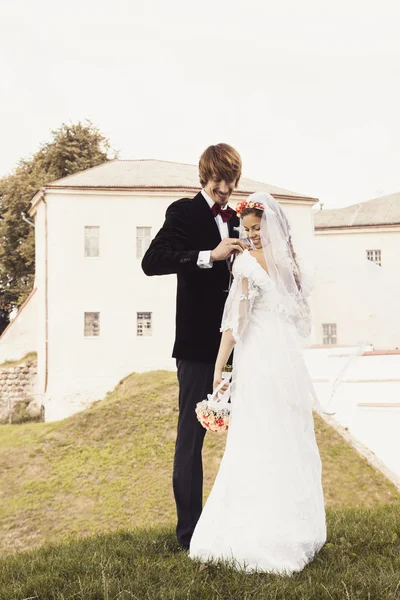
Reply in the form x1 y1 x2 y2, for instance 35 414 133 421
173 359 214 549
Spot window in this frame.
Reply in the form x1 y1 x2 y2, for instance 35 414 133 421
136 227 152 259
85 226 100 257
323 323 337 345
84 312 100 337
366 249 381 266
137 312 152 336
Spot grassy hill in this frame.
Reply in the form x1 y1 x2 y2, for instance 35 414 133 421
0 371 399 558
0 505 399 600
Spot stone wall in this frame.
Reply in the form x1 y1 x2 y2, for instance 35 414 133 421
0 359 38 423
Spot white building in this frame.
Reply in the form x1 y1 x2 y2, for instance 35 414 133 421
304 346 400 484
0 290 37 364
2 170 399 483
309 193 400 484
312 193 400 349
24 159 318 421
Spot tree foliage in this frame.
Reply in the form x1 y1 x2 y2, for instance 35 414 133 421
0 121 114 333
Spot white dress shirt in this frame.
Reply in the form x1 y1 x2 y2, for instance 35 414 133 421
197 189 230 269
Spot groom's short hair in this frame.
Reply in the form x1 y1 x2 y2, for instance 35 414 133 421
199 144 242 187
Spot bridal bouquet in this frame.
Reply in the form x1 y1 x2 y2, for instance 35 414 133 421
195 375 231 433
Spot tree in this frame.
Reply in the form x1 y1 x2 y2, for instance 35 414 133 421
0 121 115 334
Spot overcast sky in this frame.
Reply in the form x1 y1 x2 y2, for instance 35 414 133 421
1 0 399 207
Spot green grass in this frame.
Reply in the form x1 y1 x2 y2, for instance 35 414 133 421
0 506 399 599
0 351 37 368
0 371 399 557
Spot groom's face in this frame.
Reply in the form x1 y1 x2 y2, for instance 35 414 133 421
204 177 235 206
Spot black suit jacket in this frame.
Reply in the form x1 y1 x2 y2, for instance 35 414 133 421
141 192 240 363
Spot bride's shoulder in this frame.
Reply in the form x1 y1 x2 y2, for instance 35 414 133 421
233 249 257 277
248 250 258 261
248 250 269 273
233 249 251 266
233 250 273 290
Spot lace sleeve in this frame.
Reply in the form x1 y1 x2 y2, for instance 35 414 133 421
221 275 260 342
298 257 315 299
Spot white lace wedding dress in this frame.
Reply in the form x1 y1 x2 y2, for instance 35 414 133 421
189 250 326 574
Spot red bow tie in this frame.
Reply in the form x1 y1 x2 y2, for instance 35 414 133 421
211 203 234 222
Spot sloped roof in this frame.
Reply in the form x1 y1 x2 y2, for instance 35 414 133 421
314 192 400 229
44 159 316 200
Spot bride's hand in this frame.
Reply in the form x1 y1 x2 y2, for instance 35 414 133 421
213 375 222 390
213 372 229 392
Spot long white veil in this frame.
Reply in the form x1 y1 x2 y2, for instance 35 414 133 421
243 192 312 338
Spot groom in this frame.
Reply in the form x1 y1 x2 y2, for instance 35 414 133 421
142 143 245 549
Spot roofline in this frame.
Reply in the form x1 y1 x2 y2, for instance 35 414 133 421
42 184 318 202
45 159 120 186
44 158 314 198
29 188 46 217
28 183 318 216
0 288 37 343
315 223 400 233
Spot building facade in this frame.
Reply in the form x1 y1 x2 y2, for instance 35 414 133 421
312 193 400 349
28 159 318 421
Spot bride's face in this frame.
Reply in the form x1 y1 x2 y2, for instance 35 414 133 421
242 213 262 249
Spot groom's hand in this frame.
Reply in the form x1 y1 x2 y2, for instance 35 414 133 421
210 238 246 262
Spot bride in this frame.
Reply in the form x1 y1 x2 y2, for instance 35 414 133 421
189 192 326 574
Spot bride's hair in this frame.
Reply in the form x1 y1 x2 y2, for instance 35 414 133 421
288 235 302 292
239 206 262 219
240 206 302 291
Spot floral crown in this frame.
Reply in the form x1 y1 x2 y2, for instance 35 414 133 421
236 199 265 216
